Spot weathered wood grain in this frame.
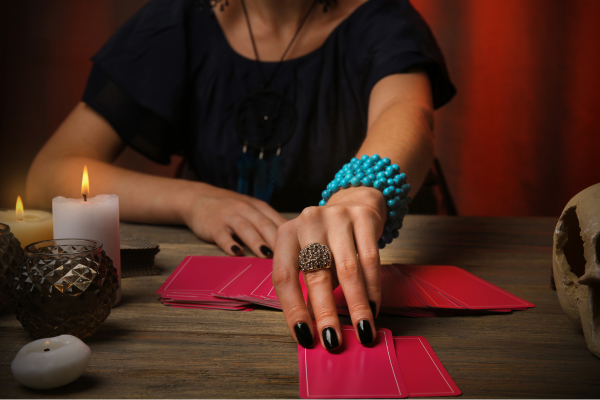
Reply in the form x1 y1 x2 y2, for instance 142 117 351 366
1 216 599 398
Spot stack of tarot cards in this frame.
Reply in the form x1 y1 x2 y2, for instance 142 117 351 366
334 264 534 317
299 324 461 398
157 256 533 316
156 256 302 310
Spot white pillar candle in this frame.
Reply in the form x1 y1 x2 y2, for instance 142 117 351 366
0 197 53 248
52 194 121 305
11 335 91 390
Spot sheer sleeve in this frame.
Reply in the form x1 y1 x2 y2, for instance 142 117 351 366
353 0 456 109
82 0 192 164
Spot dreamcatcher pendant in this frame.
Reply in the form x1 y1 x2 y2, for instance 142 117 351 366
234 89 296 203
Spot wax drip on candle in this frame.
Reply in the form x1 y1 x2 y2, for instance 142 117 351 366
81 165 90 202
16 196 25 221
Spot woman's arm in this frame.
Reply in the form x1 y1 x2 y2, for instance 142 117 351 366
27 102 286 257
273 69 434 350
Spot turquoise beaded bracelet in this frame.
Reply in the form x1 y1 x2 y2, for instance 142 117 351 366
319 154 411 249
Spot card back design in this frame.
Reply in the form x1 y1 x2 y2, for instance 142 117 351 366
393 337 461 397
299 327 407 399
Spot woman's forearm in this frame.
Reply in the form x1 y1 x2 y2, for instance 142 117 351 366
358 99 435 196
26 153 211 225
24 102 223 225
326 98 434 221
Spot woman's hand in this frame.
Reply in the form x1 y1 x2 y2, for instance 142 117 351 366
272 186 387 350
183 186 288 258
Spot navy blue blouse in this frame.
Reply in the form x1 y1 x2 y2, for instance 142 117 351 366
83 0 455 212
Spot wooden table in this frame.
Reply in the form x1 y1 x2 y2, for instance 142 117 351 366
1 215 599 398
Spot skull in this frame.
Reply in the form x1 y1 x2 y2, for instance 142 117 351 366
553 183 600 358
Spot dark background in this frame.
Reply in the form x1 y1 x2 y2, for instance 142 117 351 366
1 0 599 216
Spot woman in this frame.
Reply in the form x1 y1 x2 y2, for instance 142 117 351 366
27 0 454 351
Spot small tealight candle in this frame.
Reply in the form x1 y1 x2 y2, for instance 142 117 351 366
11 335 91 390
0 196 53 248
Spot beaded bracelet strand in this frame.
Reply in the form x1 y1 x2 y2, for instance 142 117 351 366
319 154 411 249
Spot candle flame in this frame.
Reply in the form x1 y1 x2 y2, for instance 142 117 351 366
81 165 90 201
45 340 50 345
16 196 24 221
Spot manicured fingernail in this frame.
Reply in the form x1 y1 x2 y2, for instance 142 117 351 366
260 245 273 257
369 301 377 318
358 320 374 345
294 322 313 348
322 327 339 350
231 245 242 255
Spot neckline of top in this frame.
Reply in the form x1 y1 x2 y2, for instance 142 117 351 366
210 0 375 65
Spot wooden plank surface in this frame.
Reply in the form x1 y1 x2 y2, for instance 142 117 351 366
1 215 599 398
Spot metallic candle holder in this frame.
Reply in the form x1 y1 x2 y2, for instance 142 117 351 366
0 223 24 311
10 239 119 339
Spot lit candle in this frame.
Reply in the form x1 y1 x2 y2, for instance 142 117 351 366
0 196 53 248
52 166 121 305
11 335 91 390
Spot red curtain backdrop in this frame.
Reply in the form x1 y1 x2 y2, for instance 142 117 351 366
413 0 600 216
1 0 599 217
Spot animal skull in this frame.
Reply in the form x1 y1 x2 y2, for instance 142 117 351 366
553 183 600 358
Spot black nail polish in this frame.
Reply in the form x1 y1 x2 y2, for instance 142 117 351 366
294 322 313 348
231 245 242 255
260 245 273 257
322 327 339 350
358 320 374 345
369 301 377 318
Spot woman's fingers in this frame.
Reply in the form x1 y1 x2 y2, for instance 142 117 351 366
211 226 245 256
303 261 343 350
190 195 285 258
241 204 281 251
225 214 274 258
294 208 342 350
250 198 289 227
353 208 383 319
326 211 376 345
272 224 314 348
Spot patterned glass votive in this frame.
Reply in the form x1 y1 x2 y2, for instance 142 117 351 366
0 223 24 311
10 239 119 339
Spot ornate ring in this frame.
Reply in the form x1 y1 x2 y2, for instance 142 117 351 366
298 243 333 273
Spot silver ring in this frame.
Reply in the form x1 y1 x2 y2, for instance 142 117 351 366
298 243 332 273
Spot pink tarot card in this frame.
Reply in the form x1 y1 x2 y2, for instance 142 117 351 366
167 303 255 311
401 272 462 309
156 256 255 296
258 271 308 305
162 301 248 310
213 258 273 301
161 292 248 304
399 264 535 310
335 266 426 311
393 337 461 397
299 326 408 399
253 271 278 300
384 266 429 309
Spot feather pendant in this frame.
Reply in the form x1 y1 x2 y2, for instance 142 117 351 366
253 152 270 201
237 149 255 195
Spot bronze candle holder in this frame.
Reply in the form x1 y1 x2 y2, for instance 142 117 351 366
10 239 119 339
0 223 24 311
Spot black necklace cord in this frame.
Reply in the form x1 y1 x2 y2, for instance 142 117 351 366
240 0 319 89
240 0 266 84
